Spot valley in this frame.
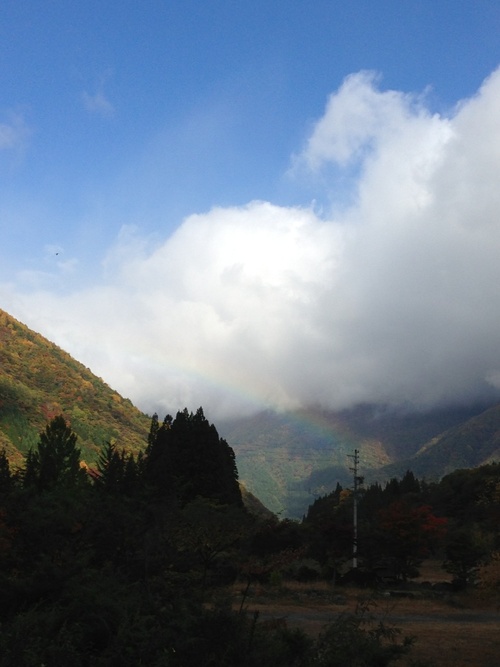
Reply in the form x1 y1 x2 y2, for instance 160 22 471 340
2 307 500 518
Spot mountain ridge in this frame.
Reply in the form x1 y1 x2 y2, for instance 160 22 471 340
376 401 500 481
219 401 498 515
0 308 151 466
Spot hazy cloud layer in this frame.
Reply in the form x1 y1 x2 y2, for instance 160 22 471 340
82 72 115 117
0 112 30 155
82 91 114 117
4 69 500 419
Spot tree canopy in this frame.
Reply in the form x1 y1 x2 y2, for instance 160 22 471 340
23 415 87 492
144 407 242 507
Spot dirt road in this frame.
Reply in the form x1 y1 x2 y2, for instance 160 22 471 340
240 586 500 666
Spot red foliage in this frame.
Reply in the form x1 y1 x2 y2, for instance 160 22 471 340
378 501 447 560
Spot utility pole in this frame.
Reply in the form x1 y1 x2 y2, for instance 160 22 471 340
348 449 360 569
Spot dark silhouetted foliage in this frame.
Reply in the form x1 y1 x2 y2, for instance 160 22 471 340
144 407 242 507
23 416 88 492
4 408 500 665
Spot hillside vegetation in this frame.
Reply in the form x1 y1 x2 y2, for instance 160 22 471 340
219 409 392 517
220 403 496 517
0 309 150 466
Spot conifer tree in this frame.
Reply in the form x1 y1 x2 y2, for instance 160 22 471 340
0 448 13 495
143 414 175 502
23 415 87 492
122 452 140 497
144 408 242 507
96 441 125 494
146 412 160 452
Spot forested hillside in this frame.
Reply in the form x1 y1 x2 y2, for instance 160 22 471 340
0 309 150 466
220 403 496 517
380 402 500 479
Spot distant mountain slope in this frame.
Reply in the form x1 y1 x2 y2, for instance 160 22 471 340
332 403 491 460
219 408 393 517
0 308 151 466
220 403 495 517
377 402 500 480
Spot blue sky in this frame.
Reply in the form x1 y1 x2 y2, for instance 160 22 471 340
2 2 500 419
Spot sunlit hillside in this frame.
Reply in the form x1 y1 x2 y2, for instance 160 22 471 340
0 309 151 467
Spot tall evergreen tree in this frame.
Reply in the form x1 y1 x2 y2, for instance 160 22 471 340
0 449 13 496
144 408 242 507
23 415 87 492
95 441 125 494
144 415 175 503
122 452 140 497
146 412 160 451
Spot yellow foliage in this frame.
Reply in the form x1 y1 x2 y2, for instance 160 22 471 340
339 489 352 503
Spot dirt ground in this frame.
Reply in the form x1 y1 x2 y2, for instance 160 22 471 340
234 563 500 667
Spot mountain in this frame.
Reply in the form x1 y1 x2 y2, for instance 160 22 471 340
218 408 389 517
219 402 496 517
377 402 500 481
0 308 151 467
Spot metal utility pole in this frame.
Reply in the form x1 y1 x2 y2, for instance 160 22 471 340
348 449 360 569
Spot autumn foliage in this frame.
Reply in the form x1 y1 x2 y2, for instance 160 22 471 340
377 501 447 579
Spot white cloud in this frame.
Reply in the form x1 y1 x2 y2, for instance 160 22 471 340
4 68 500 419
82 90 114 117
0 112 30 153
297 71 436 170
0 123 19 150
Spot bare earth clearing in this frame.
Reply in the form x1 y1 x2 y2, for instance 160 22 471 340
233 563 500 667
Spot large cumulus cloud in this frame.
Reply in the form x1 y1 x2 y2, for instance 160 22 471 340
3 68 500 418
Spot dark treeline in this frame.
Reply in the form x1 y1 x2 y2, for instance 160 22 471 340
303 466 500 588
0 411 499 665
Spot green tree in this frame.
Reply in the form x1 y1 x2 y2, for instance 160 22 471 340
122 451 141 496
144 408 242 507
0 449 14 496
174 497 248 589
443 527 489 587
303 485 354 577
23 415 87 492
143 413 174 502
95 441 125 494
146 412 160 449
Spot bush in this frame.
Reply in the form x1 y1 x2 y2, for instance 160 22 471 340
313 601 413 667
